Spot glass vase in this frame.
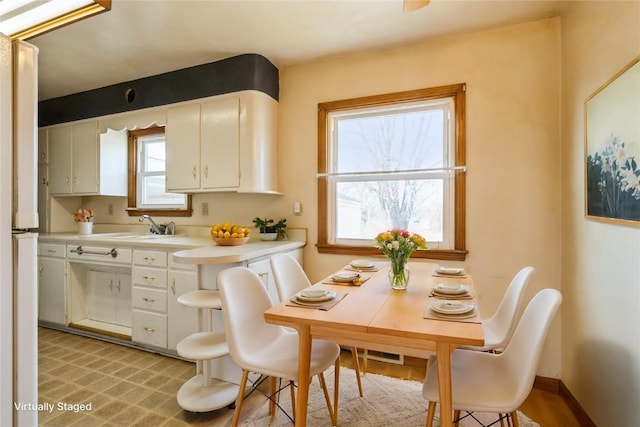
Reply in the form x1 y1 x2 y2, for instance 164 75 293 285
388 260 410 290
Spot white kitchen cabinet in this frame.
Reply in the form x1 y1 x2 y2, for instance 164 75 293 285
167 269 198 350
87 270 132 328
132 250 168 348
46 121 127 196
166 96 240 192
247 258 278 305
38 244 66 325
166 90 278 194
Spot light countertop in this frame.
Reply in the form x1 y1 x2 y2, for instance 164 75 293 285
38 229 306 264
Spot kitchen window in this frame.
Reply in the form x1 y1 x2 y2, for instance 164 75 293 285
317 84 467 260
127 127 192 216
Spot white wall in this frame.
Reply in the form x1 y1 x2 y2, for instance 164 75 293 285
561 2 640 425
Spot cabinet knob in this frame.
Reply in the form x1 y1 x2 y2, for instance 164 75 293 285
258 272 268 278
116 279 121 292
47 249 56 254
108 280 113 290
204 165 208 179
143 256 155 262
72 176 77 184
39 264 44 277
143 327 156 333
142 297 156 303
171 279 176 295
143 275 155 281
192 166 197 179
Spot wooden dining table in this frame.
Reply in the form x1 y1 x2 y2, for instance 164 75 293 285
263 261 484 427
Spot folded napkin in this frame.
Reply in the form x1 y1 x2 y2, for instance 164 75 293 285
344 264 383 273
321 275 371 286
431 272 468 279
286 291 347 310
429 292 474 300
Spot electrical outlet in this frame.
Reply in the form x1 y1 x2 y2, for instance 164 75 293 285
201 202 209 216
108 204 113 215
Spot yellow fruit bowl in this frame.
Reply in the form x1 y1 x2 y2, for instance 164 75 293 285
213 237 250 246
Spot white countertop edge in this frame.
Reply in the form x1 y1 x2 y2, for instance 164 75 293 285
172 240 305 264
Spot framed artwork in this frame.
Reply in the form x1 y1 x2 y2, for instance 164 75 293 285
585 56 640 225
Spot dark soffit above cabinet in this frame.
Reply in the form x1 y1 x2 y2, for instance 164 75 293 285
38 53 279 127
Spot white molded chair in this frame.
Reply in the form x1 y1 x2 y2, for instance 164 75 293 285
462 266 535 352
270 252 364 397
217 266 340 427
422 288 562 427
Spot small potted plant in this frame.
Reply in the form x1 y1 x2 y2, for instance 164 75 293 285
252 217 287 241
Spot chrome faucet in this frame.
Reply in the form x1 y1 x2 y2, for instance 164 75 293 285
139 215 163 235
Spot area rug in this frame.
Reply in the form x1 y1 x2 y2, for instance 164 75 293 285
242 368 539 426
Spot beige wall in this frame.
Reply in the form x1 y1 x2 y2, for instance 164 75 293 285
561 1 640 426
278 18 562 376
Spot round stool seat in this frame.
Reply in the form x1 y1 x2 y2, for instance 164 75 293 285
176 332 228 360
178 289 222 309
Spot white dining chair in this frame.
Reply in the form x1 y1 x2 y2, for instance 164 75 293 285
217 266 341 427
461 266 535 352
422 288 562 427
270 252 365 397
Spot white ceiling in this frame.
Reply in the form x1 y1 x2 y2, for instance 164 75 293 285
30 0 567 101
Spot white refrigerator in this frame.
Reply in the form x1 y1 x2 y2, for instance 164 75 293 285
1 33 39 427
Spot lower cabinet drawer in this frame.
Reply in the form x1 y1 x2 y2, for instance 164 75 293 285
132 310 167 348
132 267 167 289
132 287 167 313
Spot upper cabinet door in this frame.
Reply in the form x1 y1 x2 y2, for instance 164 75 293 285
47 126 73 195
166 103 201 192
71 121 99 194
200 97 240 190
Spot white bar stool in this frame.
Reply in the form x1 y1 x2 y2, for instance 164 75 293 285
176 289 239 412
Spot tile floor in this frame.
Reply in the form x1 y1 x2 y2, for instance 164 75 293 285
38 327 227 426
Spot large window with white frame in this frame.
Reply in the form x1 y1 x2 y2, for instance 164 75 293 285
317 84 467 260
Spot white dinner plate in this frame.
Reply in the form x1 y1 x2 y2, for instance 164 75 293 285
331 271 360 282
436 266 466 276
300 288 329 299
294 290 336 302
429 301 475 315
430 308 478 319
350 259 375 269
432 283 469 295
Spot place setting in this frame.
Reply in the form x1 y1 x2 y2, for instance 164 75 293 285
431 265 467 278
429 282 474 300
287 287 347 310
424 299 481 323
343 259 383 273
321 269 371 286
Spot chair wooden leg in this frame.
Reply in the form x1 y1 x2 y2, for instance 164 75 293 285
269 376 277 416
453 409 461 427
334 358 340 425
289 380 295 418
510 411 519 427
425 401 436 427
231 369 249 427
317 373 334 424
351 347 364 397
499 413 506 427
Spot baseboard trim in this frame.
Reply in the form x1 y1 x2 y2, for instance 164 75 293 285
534 376 596 427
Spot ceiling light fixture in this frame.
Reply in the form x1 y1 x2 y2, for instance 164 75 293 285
0 0 111 40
